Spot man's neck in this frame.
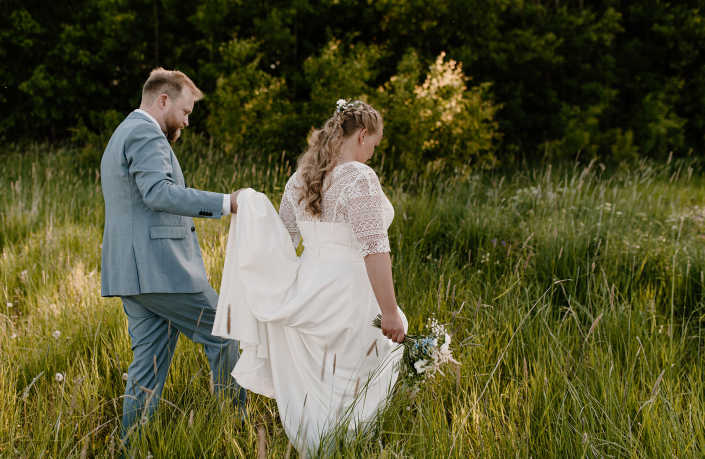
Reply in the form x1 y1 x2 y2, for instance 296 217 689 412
137 106 165 131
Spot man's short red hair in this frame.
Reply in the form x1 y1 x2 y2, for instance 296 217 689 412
142 68 203 103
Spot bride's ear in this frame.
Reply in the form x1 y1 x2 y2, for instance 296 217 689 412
359 128 368 145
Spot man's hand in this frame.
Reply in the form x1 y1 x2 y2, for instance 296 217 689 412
230 189 246 214
381 312 405 344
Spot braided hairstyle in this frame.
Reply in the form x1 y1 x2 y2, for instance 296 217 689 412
296 101 383 218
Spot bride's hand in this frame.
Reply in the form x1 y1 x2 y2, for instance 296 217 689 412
381 312 405 344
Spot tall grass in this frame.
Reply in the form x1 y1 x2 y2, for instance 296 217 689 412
1 139 704 457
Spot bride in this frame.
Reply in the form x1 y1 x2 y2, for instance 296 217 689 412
213 100 407 456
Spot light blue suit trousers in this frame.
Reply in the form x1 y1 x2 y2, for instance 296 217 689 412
120 287 246 440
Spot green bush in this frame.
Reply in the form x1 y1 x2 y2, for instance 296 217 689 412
282 42 499 170
207 38 291 154
303 40 383 126
376 50 499 170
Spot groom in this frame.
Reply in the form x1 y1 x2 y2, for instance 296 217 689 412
100 68 246 440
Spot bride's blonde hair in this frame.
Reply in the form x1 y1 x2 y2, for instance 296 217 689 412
297 101 383 217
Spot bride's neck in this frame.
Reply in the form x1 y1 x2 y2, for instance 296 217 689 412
336 145 359 166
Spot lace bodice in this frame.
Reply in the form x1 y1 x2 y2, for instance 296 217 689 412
279 162 394 260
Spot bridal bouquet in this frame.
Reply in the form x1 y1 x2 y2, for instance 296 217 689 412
372 314 459 393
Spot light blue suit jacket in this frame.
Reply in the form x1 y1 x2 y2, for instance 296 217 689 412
100 111 224 297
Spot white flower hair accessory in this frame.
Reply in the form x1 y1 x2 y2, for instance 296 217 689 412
335 98 363 113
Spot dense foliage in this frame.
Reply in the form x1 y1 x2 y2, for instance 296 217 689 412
2 0 704 163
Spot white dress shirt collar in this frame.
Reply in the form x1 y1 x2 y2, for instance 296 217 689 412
134 109 162 131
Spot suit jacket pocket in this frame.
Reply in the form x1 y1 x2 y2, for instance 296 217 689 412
150 226 187 239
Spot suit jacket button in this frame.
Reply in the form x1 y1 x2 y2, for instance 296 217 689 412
191 227 196 232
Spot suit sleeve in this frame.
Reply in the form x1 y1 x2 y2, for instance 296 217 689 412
125 123 224 219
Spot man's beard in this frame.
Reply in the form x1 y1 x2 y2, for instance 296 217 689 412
165 109 182 142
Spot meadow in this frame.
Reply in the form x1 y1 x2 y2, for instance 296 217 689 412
1 140 704 458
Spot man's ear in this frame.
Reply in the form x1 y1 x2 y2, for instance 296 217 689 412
157 94 168 110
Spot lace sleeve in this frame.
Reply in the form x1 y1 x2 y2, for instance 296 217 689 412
346 168 391 257
279 188 301 247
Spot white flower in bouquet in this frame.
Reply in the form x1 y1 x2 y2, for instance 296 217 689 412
414 359 428 374
372 314 461 393
440 334 451 353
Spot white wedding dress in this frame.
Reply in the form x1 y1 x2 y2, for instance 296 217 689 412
212 161 407 456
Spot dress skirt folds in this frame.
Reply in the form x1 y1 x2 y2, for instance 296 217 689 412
212 184 406 457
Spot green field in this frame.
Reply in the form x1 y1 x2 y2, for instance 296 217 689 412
1 142 705 458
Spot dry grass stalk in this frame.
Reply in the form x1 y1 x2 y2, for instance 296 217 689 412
153 355 158 377
455 365 461 393
69 375 86 416
285 440 292 459
424 215 437 235
651 369 666 398
257 425 266 459
585 313 603 342
321 345 328 381
188 409 194 428
522 232 534 249
80 435 90 459
366 340 377 356
636 336 646 360
196 308 204 331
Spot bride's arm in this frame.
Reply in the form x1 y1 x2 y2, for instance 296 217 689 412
279 185 301 247
364 253 405 344
348 168 405 344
